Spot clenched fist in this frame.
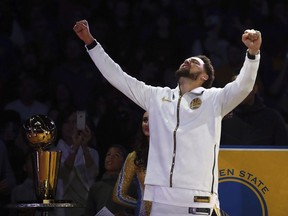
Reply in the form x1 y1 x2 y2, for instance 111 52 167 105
73 20 95 45
242 29 262 55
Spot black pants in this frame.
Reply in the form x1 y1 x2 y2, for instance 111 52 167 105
212 210 218 216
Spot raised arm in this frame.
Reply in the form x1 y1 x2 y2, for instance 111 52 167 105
73 20 154 111
217 29 262 116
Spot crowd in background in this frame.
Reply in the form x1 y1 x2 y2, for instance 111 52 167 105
1 0 288 142
0 0 288 215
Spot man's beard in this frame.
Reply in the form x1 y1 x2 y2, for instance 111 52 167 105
175 68 201 80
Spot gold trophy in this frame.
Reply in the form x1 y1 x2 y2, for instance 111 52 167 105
23 115 61 204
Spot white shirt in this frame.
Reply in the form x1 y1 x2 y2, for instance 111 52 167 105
56 139 99 203
4 99 48 122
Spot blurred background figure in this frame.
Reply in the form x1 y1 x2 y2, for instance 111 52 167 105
3 75 48 123
113 111 151 216
221 76 288 146
268 52 288 124
55 108 99 216
10 151 38 216
49 36 101 110
0 110 26 185
0 140 16 216
85 144 134 216
47 82 74 123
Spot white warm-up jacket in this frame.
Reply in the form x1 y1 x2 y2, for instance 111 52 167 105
87 43 260 210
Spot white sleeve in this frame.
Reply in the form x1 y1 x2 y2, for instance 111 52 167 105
215 53 260 116
87 43 157 111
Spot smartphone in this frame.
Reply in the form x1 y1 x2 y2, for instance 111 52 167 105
76 111 86 130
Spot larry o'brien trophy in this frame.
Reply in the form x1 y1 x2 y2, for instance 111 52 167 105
23 115 61 204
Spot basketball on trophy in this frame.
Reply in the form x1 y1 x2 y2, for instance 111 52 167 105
23 114 56 150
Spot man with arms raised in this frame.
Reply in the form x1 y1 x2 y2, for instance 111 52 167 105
73 20 261 216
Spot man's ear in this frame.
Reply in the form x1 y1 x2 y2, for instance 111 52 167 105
202 75 209 81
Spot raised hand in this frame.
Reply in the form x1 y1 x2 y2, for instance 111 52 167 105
80 126 92 148
73 20 95 45
242 29 262 55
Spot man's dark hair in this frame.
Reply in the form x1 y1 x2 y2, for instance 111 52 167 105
197 55 215 88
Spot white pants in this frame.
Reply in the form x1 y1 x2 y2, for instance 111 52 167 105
150 202 219 216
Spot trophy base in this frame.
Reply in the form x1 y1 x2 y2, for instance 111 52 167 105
43 199 55 204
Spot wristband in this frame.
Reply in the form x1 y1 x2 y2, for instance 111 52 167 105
86 40 98 50
247 50 260 60
247 51 255 60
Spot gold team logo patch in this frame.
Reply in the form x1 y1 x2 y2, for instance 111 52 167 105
190 98 202 110
194 196 210 203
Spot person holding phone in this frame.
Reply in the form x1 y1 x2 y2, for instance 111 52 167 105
55 107 99 216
